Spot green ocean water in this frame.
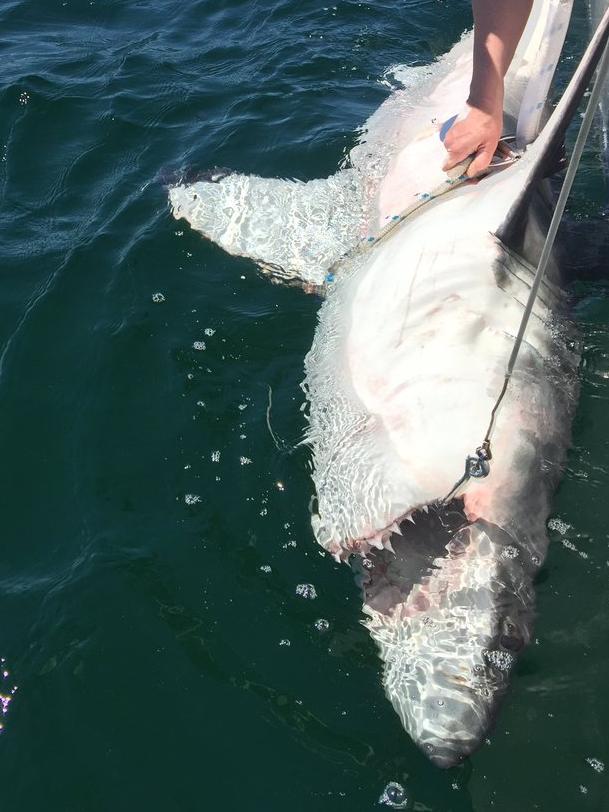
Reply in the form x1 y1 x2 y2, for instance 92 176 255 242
1 1 609 810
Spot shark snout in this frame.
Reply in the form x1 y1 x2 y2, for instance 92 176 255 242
392 654 505 768
380 610 514 767
362 514 537 766
412 706 490 769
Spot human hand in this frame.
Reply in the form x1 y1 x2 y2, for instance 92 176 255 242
441 103 503 178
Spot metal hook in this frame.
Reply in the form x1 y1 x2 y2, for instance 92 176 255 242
465 446 491 479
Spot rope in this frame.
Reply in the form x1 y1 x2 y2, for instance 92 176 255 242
323 142 519 285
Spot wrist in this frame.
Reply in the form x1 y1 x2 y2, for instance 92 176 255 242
468 72 503 112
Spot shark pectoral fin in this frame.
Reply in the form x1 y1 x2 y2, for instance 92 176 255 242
168 168 363 288
512 0 574 147
498 1 609 257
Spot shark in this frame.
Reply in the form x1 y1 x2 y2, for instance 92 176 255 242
167 0 608 767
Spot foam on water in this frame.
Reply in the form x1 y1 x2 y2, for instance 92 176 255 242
378 781 409 809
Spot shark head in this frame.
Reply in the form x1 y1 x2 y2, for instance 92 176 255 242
358 505 537 767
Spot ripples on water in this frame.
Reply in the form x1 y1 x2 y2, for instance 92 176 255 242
1 0 609 809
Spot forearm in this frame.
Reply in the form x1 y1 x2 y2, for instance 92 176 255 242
469 0 533 114
443 1 534 175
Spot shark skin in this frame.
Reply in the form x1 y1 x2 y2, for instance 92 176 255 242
167 0 609 767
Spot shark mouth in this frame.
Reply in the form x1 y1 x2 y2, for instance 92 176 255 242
323 501 464 563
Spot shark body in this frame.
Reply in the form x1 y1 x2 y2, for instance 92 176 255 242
168 0 608 766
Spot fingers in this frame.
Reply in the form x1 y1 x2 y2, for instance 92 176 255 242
442 146 471 172
444 142 494 177
466 146 496 177
439 106 502 177
441 126 473 171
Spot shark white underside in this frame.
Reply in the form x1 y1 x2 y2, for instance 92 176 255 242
168 0 602 766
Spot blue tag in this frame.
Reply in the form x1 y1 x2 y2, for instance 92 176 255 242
439 114 458 142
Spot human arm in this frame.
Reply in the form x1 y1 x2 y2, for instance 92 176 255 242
442 0 533 177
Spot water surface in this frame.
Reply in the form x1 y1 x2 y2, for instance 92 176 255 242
1 1 609 809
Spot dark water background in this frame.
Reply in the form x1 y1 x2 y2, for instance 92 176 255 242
2 1 609 809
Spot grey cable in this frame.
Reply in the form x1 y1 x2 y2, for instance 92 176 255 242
486 34 609 442
442 31 609 504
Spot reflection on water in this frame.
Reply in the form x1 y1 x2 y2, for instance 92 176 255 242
0 658 18 735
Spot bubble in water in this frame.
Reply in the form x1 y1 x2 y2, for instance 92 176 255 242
279 639 291 647
502 545 519 560
586 757 605 773
314 618 330 632
548 517 571 535
259 565 272 574
211 451 220 463
204 328 216 337
378 781 408 809
151 292 165 303
483 648 515 672
296 583 317 600
18 91 29 105
239 457 252 466
184 494 201 505
193 341 206 351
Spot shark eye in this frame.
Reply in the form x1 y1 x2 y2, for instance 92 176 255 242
500 621 523 652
